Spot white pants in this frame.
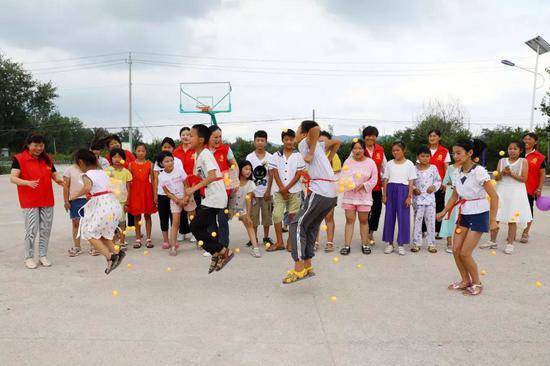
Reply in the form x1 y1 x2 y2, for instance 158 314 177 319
413 205 435 246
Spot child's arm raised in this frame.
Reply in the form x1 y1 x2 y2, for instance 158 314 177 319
304 126 321 163
325 138 341 163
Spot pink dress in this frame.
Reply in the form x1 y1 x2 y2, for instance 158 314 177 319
341 156 378 211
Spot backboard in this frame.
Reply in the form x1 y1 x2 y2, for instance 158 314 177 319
179 82 232 114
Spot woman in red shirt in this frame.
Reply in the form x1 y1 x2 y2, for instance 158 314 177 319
521 132 547 243
10 134 63 269
427 129 450 238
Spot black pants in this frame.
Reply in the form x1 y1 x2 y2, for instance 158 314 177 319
215 206 230 247
422 189 445 234
179 211 190 235
127 212 134 227
158 195 172 232
190 206 223 254
368 190 383 233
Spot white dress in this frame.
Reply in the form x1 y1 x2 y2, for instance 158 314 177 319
496 158 533 223
79 169 123 240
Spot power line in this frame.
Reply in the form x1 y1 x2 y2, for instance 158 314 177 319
31 61 126 75
21 52 127 65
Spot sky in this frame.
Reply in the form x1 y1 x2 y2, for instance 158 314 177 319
1 0 550 143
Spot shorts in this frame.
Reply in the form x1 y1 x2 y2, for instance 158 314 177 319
342 203 371 213
459 211 489 233
170 200 183 214
528 194 535 217
251 197 272 226
69 198 87 220
273 192 301 223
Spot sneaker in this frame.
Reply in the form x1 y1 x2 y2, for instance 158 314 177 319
39 257 52 267
384 245 394 254
202 251 212 257
479 241 497 249
25 258 37 269
250 247 261 258
398 246 405 256
177 233 185 242
189 234 197 243
446 246 453 254
162 242 170 249
504 243 514 255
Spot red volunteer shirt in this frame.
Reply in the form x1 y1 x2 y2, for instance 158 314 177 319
525 149 546 195
364 144 385 191
13 150 55 208
429 144 449 180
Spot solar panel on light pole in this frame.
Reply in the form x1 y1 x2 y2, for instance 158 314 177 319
525 36 550 131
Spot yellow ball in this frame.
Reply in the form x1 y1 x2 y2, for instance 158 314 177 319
143 250 149 255
356 264 363 269
120 159 125 165
245 194 251 201
198 240 204 247
535 281 543 288
265 243 271 249
127 263 133 268
137 221 142 226
111 290 119 297
231 164 236 169
122 230 127 235
165 267 172 272
369 240 375 245
338 186 345 193
491 250 497 256
342 165 349 171
352 137 358 143
224 209 229 214
480 270 487 276
514 211 521 217
474 157 480 163
493 170 499 176
189 215 195 220
355 172 362 179
332 256 339 263
455 228 462 234
235 247 241 253
490 179 497 186
235 212 241 218
321 224 328 231
114 245 120 252
282 128 288 133
211 232 217 238
330 296 337 302
499 151 505 157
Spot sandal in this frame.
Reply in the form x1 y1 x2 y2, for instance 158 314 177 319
146 239 154 248
169 246 177 256
520 233 529 244
324 242 335 252
286 242 292 252
68 247 82 257
133 239 142 249
89 248 100 256
428 245 438 253
361 245 372 255
282 269 309 284
410 245 420 253
105 251 126 274
304 266 316 277
340 245 351 255
216 249 235 272
266 244 285 252
448 281 471 290
463 283 483 296
208 254 220 274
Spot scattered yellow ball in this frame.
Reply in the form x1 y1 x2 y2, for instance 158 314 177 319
356 264 363 269
165 267 172 272
127 263 133 268
137 221 142 226
369 240 375 245
198 240 204 247
235 212 241 218
355 172 362 179
491 250 497 256
114 244 120 252
342 165 349 171
321 224 328 231
330 296 337 302
338 186 345 193
282 128 288 133
455 228 462 234
245 194 251 201
352 137 359 143
535 281 543 288
224 209 229 214
143 250 149 255
231 164 236 169
265 243 271 249
332 256 339 263
514 211 521 217
499 151 505 157
490 179 497 186
189 215 195 220
211 232 217 238
120 159 126 164
474 157 480 163
493 170 499 176
122 230 127 235
235 247 240 253
111 290 119 297
480 270 487 276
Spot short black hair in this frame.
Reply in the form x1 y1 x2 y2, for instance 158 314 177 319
209 125 221 133
300 120 319 134
391 141 406 150
192 124 211 146
109 148 126 160
281 128 296 140
254 130 268 140
417 146 431 156
454 139 485 160
161 137 176 148
238 160 253 180
362 126 379 138
105 134 122 146
179 126 190 135
75 148 98 167
134 142 147 151
156 151 173 167
320 130 332 139
427 129 441 137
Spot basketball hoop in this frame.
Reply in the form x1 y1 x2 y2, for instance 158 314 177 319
198 105 211 113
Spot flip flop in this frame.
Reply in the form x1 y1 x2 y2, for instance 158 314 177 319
266 245 285 252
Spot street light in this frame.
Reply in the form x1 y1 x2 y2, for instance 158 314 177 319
501 35 550 131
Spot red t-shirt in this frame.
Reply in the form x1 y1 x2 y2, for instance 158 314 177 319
173 145 201 186
13 150 55 208
105 149 136 169
364 144 385 191
429 144 449 180
525 149 546 195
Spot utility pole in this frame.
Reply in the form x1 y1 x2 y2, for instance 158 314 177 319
127 51 133 149
530 44 540 131
312 109 315 121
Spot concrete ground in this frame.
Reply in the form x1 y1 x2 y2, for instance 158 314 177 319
1 174 550 366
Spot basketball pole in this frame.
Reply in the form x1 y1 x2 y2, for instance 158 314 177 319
128 51 133 150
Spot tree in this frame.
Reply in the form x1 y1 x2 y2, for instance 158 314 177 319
39 113 95 154
0 54 58 151
118 128 143 144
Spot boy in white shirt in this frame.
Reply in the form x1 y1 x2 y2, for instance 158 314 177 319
283 121 340 284
187 124 234 273
246 130 274 247
268 129 305 252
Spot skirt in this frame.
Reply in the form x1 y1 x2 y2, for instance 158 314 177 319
439 187 458 238
79 193 123 240
496 182 533 223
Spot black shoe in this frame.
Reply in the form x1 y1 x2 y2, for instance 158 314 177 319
282 226 289 233
246 240 252 247
361 245 372 255
340 246 351 255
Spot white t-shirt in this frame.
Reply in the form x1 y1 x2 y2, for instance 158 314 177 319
452 165 491 215
269 150 305 194
63 164 85 199
158 167 187 199
431 147 451 163
382 159 417 185
195 149 228 209
298 139 337 198
229 180 256 214
84 169 110 194
246 151 273 197
154 156 184 195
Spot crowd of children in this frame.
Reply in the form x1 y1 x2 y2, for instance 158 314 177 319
11 124 548 296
